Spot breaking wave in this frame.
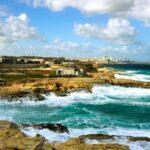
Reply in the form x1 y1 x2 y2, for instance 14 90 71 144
0 85 150 107
0 85 150 150
115 70 150 82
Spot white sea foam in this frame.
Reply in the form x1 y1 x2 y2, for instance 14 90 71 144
22 127 150 150
85 137 150 150
115 71 150 82
0 85 149 149
0 85 150 107
22 126 150 142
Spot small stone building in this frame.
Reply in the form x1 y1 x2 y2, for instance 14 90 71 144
56 67 84 76
0 57 2 63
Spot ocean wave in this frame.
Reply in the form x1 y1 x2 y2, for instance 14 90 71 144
0 85 150 107
22 126 150 142
22 127 150 150
0 85 150 150
115 71 150 82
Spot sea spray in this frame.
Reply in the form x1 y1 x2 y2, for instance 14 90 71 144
0 85 150 150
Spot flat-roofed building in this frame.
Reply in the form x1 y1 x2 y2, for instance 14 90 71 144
0 57 2 63
56 67 85 76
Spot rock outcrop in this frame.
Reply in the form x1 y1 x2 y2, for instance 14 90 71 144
0 68 150 101
45 137 129 150
1 120 150 150
0 121 45 150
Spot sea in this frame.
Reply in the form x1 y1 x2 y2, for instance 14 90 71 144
0 64 150 150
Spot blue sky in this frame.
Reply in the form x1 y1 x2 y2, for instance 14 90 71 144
0 0 150 61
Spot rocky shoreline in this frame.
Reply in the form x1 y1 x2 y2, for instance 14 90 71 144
0 120 150 150
0 69 150 149
0 68 150 101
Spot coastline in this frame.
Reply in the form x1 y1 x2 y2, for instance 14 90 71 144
0 68 150 149
0 68 150 100
1 120 150 150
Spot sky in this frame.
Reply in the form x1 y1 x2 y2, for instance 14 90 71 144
0 0 150 61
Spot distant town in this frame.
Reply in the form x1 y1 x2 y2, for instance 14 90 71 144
0 56 134 65
0 56 149 78
0 56 133 77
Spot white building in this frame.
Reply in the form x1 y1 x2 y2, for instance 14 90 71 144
56 68 84 76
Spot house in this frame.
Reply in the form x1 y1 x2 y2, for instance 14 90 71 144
56 67 85 76
0 57 2 63
27 58 45 64
17 58 28 64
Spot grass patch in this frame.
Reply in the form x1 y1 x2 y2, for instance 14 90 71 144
0 73 45 82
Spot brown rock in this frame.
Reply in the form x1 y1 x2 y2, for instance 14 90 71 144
51 137 129 150
0 120 45 150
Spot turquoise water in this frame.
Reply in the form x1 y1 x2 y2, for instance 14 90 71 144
0 67 150 149
0 86 150 136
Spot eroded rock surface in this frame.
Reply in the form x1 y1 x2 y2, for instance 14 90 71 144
46 138 129 150
0 121 45 150
1 120 150 150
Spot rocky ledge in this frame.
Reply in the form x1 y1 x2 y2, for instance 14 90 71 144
1 120 150 150
0 68 149 101
0 120 129 150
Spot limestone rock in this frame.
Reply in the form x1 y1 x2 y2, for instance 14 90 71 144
0 120 45 150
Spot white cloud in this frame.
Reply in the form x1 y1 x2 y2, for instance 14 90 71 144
37 39 150 60
44 39 91 52
22 0 133 13
0 13 43 48
21 0 150 25
74 18 136 45
1 37 149 61
129 0 150 26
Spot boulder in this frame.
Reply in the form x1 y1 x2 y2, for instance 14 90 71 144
80 134 114 140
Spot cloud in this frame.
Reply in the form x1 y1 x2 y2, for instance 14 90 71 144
1 37 149 61
0 13 43 48
21 0 150 25
21 0 133 13
129 0 150 26
44 38 92 52
40 40 150 61
74 18 136 45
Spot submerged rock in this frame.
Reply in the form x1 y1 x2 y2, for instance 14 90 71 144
1 88 48 101
23 123 69 134
80 134 114 140
128 136 150 142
